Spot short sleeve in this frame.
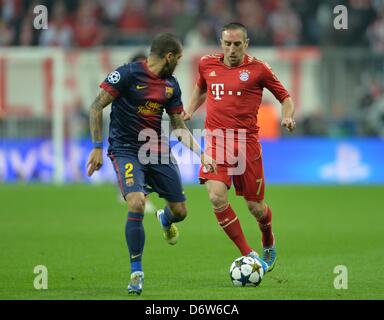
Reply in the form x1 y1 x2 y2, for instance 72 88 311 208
196 59 207 90
166 80 184 114
261 63 290 103
99 64 130 98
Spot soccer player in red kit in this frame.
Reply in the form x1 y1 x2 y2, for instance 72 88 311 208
184 23 296 272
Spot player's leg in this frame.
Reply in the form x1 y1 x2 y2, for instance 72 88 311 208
166 201 188 221
144 195 157 215
147 162 187 245
125 192 146 293
109 153 146 294
246 199 276 271
115 183 156 214
246 200 274 248
234 147 276 272
156 201 187 245
204 179 253 256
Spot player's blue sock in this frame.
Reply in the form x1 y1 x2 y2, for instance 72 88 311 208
126 212 145 273
160 206 184 228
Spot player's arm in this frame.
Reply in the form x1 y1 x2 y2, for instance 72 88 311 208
183 85 206 121
262 63 296 132
87 89 115 176
169 113 216 173
280 97 296 132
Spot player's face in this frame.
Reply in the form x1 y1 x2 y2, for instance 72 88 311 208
221 29 249 67
160 52 183 78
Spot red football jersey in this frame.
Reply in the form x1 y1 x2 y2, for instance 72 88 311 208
197 53 290 140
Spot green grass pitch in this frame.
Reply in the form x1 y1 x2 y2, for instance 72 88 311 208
0 184 383 300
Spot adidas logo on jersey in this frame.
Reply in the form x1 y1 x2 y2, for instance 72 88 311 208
209 71 216 77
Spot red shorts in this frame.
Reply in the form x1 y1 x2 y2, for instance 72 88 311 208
199 140 265 201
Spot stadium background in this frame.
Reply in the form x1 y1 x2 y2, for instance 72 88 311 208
1 0 384 300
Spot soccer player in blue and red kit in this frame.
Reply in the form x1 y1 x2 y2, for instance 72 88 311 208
86 33 215 295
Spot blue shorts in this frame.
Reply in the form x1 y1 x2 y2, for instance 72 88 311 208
108 152 186 203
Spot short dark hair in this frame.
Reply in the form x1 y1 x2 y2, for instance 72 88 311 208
222 22 248 39
150 33 182 58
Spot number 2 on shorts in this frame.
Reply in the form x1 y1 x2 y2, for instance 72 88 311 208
125 163 133 178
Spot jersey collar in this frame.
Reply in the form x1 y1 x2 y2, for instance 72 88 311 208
219 53 250 68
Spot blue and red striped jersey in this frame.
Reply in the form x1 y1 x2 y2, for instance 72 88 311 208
100 61 183 153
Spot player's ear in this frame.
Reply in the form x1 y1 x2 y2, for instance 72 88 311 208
245 38 250 49
165 52 173 63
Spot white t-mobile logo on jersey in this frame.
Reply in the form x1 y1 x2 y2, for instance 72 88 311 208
211 83 242 100
211 83 225 100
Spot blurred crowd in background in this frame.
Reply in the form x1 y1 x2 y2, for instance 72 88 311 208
0 0 384 51
1 0 384 138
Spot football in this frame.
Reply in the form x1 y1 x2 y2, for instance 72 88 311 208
229 256 264 287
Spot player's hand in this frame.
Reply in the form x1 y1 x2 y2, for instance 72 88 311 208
182 110 193 121
281 117 296 132
201 153 217 174
87 148 103 177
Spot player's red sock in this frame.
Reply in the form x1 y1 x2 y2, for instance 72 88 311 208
214 204 252 256
256 205 275 248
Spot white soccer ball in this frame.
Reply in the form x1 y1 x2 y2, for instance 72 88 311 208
229 256 264 287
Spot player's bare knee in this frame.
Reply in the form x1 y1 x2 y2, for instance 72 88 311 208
126 193 146 213
209 192 227 209
247 201 265 219
169 202 187 221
